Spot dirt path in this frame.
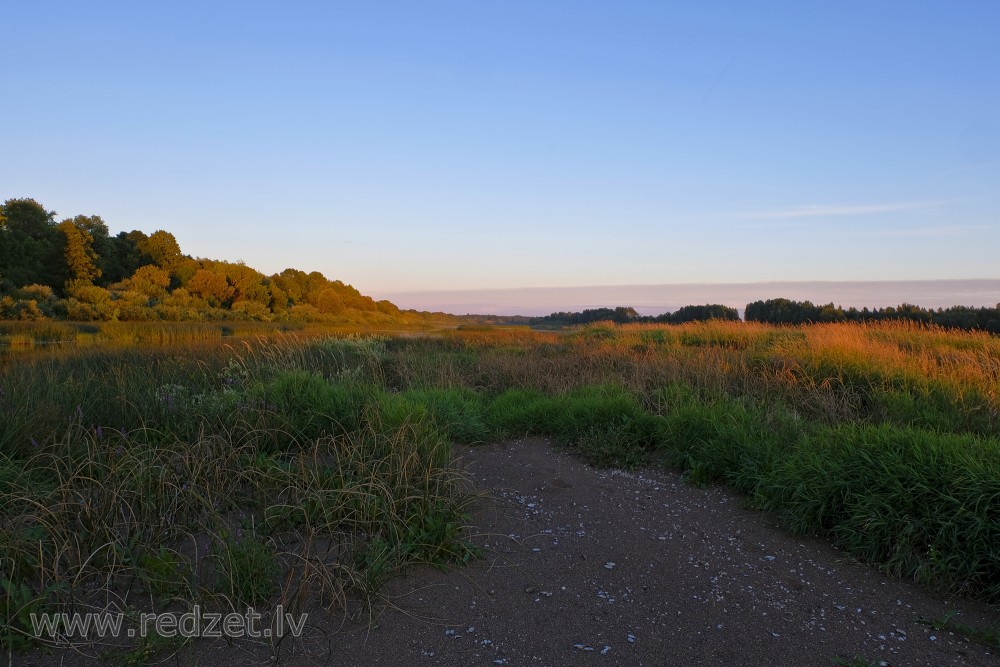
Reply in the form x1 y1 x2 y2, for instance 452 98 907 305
328 437 999 667
22 437 1000 666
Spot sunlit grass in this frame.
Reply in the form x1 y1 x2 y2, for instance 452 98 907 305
1 319 999 655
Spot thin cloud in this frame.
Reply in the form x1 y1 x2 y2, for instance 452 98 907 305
745 201 938 220
857 224 995 238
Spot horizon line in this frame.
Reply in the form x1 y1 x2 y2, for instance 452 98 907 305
380 277 1000 297
375 278 1000 317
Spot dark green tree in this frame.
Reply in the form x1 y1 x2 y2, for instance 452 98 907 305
0 198 65 289
101 231 153 285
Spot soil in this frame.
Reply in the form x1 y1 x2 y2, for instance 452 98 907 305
22 437 1000 666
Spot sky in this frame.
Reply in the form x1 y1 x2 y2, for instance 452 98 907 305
4 1 999 313
384 279 1000 317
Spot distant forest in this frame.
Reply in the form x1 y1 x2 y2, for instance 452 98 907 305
529 304 741 326
744 298 1000 333
0 198 450 324
490 301 1000 334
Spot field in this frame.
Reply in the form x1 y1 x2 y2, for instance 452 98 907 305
2 319 999 657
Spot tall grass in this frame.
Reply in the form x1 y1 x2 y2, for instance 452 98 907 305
2 320 999 655
0 335 478 655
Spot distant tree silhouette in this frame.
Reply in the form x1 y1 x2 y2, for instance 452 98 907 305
744 297 1000 333
658 304 739 323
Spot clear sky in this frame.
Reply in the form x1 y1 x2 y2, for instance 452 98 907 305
4 1 999 306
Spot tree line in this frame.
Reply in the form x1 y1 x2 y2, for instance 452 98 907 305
4 197 996 331
505 299 999 334
745 298 1000 333
529 304 741 326
0 197 440 323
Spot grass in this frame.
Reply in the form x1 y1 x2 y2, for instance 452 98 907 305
0 337 478 656
916 610 1000 649
1 319 999 656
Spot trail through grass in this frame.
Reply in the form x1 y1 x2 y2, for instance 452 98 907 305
2 321 998 655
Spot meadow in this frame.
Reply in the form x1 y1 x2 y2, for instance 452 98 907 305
1 319 999 657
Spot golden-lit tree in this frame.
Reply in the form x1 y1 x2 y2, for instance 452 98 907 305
58 218 102 286
225 263 270 306
137 230 183 275
121 265 170 298
315 287 345 314
186 267 233 306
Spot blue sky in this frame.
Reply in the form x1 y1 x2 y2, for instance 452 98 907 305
4 1 999 307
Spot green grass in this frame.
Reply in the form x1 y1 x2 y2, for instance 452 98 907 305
917 610 1000 649
0 338 478 652
2 320 999 654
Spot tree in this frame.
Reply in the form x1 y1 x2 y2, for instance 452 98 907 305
268 281 289 315
225 263 270 306
272 269 306 305
303 271 334 307
121 265 170 298
102 231 153 285
65 284 115 320
0 198 417 324
174 258 199 287
58 219 102 286
63 214 113 281
315 287 345 314
376 299 400 316
137 230 183 275
186 268 233 306
0 198 64 289
668 304 740 323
